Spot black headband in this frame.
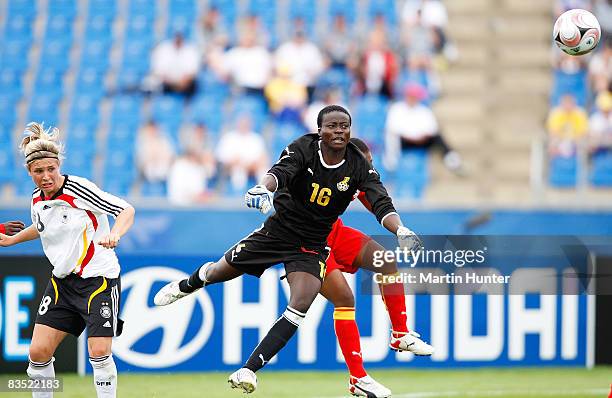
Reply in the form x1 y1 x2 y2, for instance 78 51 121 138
26 149 59 164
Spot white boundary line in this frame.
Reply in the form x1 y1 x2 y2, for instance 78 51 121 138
317 388 609 398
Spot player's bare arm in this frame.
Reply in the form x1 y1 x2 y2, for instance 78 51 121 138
0 224 40 247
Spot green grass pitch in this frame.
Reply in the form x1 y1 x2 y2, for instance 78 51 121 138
3 367 611 397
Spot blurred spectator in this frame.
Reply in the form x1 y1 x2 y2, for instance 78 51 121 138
588 37 612 94
354 30 398 99
265 63 308 124
403 9 435 63
150 32 200 98
136 121 176 183
303 88 346 132
384 83 463 173
589 91 612 153
168 124 216 206
216 115 268 191
195 7 229 53
324 14 356 69
402 0 448 29
238 14 271 48
275 27 325 101
594 0 612 42
220 30 272 97
547 94 589 157
554 0 593 16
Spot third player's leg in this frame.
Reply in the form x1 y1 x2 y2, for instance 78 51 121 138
319 269 355 307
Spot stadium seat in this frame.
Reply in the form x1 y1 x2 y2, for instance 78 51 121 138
141 181 167 197
4 14 33 40
329 0 356 24
0 68 23 97
35 68 64 92
590 152 612 186
45 15 74 40
551 69 588 107
166 14 195 38
549 156 577 187
62 151 95 180
395 149 429 199
0 150 13 183
40 40 72 72
189 95 224 134
70 95 100 125
0 95 18 128
367 0 398 26
128 0 156 20
27 95 61 127
125 15 154 40
48 0 77 19
197 69 230 101
85 15 115 40
111 95 143 125
75 68 106 98
89 0 117 19
0 39 31 71
8 0 37 17
107 121 138 150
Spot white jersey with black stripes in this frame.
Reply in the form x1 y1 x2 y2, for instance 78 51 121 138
30 175 131 279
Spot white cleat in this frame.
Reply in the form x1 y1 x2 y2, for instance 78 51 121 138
349 375 392 398
153 281 192 306
389 330 434 356
228 368 257 394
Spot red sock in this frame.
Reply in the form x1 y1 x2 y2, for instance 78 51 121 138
380 279 409 335
333 307 367 378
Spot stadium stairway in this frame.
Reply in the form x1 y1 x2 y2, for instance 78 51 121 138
428 0 552 206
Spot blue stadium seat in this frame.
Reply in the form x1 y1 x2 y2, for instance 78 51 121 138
197 69 230 101
228 95 268 131
103 176 133 197
125 15 154 40
329 0 356 24
107 121 138 150
35 68 64 92
80 39 112 71
0 124 13 145
70 95 100 125
141 181 167 197
209 0 238 26
549 156 577 187
40 40 72 72
128 0 156 20
76 68 106 98
4 13 33 40
45 15 74 40
85 15 114 40
62 151 95 180
8 0 37 17
0 39 31 71
315 67 352 96
89 0 117 18
0 95 18 128
353 95 388 138
590 152 612 186
272 122 303 154
152 95 185 122
48 0 77 19
0 68 23 97
368 0 398 26
169 0 196 16
0 149 13 183
166 14 195 38
116 66 145 91
189 95 223 133
28 95 61 127
395 149 429 199
106 149 135 171
551 69 588 107
121 40 152 72
111 95 143 124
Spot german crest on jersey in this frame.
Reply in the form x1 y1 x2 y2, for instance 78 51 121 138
337 177 350 192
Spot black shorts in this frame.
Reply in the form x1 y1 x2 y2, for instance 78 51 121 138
35 274 123 338
224 227 328 282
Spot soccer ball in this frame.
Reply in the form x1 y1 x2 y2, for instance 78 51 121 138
553 9 601 56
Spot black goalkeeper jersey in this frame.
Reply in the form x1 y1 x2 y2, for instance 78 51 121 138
264 133 397 247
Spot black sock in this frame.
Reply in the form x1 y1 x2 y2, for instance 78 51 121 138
178 266 205 293
244 306 305 372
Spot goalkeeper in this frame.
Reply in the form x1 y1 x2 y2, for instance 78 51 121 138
154 105 423 394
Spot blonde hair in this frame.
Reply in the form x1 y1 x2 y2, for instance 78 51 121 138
19 122 64 167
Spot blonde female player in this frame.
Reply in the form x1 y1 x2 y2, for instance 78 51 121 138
0 122 135 398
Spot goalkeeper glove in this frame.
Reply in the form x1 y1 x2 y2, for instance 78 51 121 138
396 226 423 253
245 185 274 214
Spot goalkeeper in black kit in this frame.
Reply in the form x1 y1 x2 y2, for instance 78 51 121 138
154 105 422 394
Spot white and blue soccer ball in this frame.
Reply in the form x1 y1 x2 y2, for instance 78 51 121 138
553 8 601 56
